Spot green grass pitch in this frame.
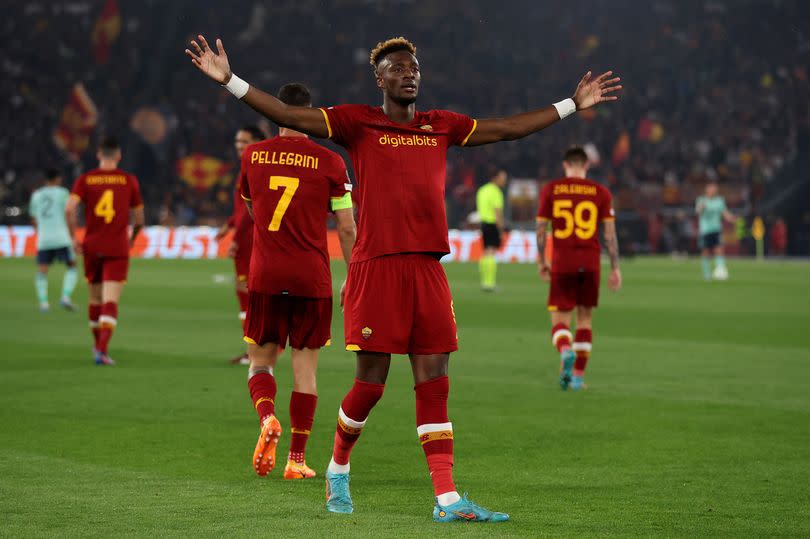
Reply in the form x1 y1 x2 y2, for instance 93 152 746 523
1 256 809 537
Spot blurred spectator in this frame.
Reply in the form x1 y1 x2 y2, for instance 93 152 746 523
770 217 788 256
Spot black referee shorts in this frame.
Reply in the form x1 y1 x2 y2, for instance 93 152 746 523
481 223 502 249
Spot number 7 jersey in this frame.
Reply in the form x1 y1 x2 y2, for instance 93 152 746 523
239 136 352 297
537 177 615 273
70 168 143 257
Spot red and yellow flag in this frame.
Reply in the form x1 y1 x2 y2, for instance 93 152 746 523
92 0 121 64
176 154 231 191
611 131 631 166
53 83 98 161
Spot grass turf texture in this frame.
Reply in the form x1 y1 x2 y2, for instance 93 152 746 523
1 257 809 537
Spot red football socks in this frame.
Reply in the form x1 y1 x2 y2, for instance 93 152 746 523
88 304 101 347
573 328 593 377
332 379 385 466
248 372 277 423
97 302 118 354
288 391 317 464
552 323 573 353
237 290 249 330
415 376 456 497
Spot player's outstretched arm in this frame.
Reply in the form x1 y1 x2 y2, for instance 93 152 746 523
603 220 622 291
466 71 621 146
185 35 328 138
65 196 81 254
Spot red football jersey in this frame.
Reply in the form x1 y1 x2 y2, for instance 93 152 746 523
240 136 351 297
537 177 615 273
320 104 476 262
70 168 143 257
227 177 253 258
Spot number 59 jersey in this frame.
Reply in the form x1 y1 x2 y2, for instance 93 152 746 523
239 136 351 298
537 177 614 273
70 168 143 257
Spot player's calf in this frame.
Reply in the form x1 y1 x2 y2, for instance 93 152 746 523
325 378 384 512
551 323 575 389
572 328 592 390
248 365 281 475
285 390 317 479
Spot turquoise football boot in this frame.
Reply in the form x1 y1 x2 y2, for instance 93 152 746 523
571 375 586 391
559 349 575 390
433 493 509 523
325 471 353 514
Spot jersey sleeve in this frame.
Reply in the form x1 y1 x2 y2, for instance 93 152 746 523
130 176 144 208
439 110 477 147
600 187 616 221
495 188 505 209
537 183 552 221
29 192 39 218
328 154 353 211
319 105 362 148
70 175 86 202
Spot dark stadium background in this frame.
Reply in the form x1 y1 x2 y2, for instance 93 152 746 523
2 0 809 254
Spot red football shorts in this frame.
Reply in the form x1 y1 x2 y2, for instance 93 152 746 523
343 253 458 355
244 292 332 349
83 254 129 284
234 255 250 283
548 269 600 311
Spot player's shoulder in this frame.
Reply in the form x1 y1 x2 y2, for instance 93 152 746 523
303 138 343 160
420 109 469 124
323 103 376 117
584 177 611 194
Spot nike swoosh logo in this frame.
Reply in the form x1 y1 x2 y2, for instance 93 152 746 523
454 511 477 520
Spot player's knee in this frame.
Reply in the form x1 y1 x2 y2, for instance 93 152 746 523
355 352 391 384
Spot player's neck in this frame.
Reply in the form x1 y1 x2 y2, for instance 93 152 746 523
98 160 118 171
279 127 307 138
381 94 416 124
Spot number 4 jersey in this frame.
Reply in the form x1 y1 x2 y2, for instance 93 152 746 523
239 136 352 298
70 168 143 257
537 177 615 273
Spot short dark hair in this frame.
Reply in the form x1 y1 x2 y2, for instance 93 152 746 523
99 136 120 157
563 146 588 166
239 125 265 142
369 37 417 70
277 83 312 107
45 168 61 181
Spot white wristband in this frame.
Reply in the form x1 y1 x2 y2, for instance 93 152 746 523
223 73 249 99
553 98 577 120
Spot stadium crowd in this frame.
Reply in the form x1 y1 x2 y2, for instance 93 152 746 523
2 0 808 251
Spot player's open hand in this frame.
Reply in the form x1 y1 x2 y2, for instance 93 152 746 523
340 279 347 309
185 35 232 85
72 238 82 255
572 71 622 110
538 264 551 282
227 241 238 259
608 268 622 292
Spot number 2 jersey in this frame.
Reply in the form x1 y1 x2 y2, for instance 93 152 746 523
537 177 615 273
239 136 352 298
70 168 143 257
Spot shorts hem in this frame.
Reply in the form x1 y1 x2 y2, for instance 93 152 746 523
344 343 458 355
